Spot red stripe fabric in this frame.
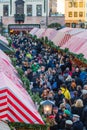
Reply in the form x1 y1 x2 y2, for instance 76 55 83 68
7 90 44 124
0 86 44 124
0 95 7 100
7 114 15 122
8 107 24 122
0 108 8 113
0 102 7 107
0 89 7 94
59 34 71 46
8 98 34 123
0 114 8 119
0 44 44 124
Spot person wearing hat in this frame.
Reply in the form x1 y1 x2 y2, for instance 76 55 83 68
72 114 83 130
63 109 71 117
83 84 87 90
65 120 73 130
55 109 71 130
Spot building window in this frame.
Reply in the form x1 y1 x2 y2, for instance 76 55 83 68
68 2 72 7
3 5 9 16
36 5 42 16
69 12 72 17
74 2 78 7
79 12 83 17
27 5 32 16
74 12 78 17
66 23 70 27
15 0 24 14
16 4 24 14
72 23 76 28
79 2 83 7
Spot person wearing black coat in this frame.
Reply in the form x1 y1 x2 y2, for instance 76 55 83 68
71 99 84 121
82 105 87 129
54 89 64 107
72 114 83 130
65 120 73 130
72 67 81 78
73 120 83 130
55 109 72 130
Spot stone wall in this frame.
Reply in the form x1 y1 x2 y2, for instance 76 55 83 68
2 16 65 27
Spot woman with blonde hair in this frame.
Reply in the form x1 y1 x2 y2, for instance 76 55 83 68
71 99 84 121
75 99 83 107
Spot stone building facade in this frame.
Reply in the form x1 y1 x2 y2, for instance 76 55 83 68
0 0 65 33
65 0 85 27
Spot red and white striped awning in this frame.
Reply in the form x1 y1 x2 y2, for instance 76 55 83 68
0 56 39 113
0 72 44 124
0 49 11 62
41 28 55 39
65 28 85 36
51 28 73 46
76 42 87 59
61 36 87 52
52 31 65 46
57 28 82 46
61 30 87 58
48 30 57 40
35 28 46 38
58 33 71 46
0 51 44 124
29 28 39 35
0 36 9 45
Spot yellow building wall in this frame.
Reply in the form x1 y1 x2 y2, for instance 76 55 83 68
65 0 85 25
49 0 57 13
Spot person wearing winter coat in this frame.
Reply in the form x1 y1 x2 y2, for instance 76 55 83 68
65 120 73 130
54 88 64 107
82 105 87 129
71 99 84 121
61 84 71 100
55 109 72 130
72 114 83 130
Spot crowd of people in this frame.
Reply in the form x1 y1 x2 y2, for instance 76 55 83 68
10 33 87 130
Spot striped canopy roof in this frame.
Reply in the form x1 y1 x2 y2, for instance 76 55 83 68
30 27 87 59
0 36 9 45
51 31 68 46
61 36 87 52
34 28 46 38
61 30 87 59
0 51 44 124
29 28 39 35
0 49 11 62
0 72 44 124
41 28 55 39
75 42 87 59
